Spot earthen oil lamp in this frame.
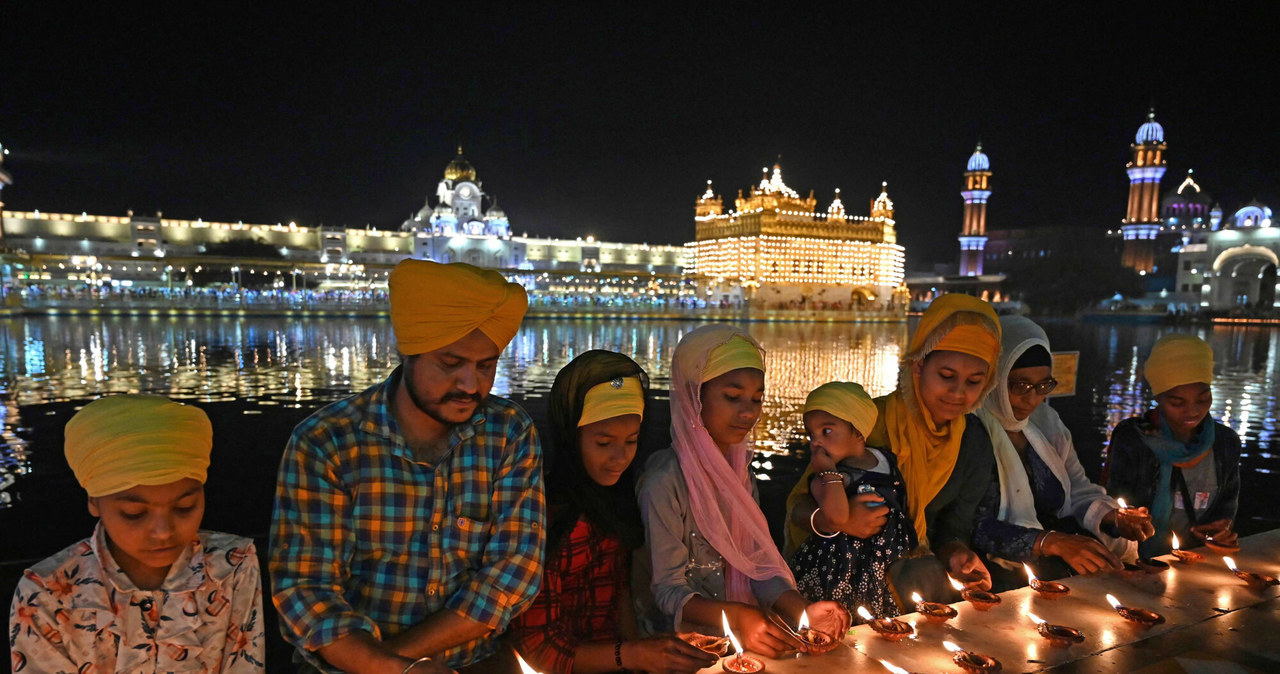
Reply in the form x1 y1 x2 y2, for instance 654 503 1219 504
720 610 765 673
1028 612 1084 647
1205 535 1241 555
1224 556 1279 589
1135 556 1170 573
1170 533 1203 564
1105 593 1165 627
911 591 957 623
794 609 838 654
950 575 1001 611
1024 564 1069 599
515 651 545 674
857 605 914 641
684 633 730 656
943 640 1002 672
1114 498 1152 533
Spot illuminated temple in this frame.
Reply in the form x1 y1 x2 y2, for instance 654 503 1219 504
689 164 907 314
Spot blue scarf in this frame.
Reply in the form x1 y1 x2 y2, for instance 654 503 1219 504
1138 414 1215 558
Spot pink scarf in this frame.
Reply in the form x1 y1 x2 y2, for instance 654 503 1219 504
670 324 795 604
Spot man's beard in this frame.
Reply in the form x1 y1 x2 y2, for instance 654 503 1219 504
403 374 483 427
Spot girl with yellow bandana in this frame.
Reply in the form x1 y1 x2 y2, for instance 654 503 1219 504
506 351 715 674
8 395 264 673
786 294 1002 602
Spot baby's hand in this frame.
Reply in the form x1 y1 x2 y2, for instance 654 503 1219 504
810 446 837 472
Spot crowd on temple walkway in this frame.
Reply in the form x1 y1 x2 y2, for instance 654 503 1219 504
8 259 1241 673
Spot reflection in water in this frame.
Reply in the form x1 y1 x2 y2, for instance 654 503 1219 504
0 317 1275 511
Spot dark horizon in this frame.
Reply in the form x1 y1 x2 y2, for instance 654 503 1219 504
3 4 1277 266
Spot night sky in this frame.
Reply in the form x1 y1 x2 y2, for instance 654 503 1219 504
3 4 1277 266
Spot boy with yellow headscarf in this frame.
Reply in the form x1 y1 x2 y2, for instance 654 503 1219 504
9 394 264 672
1105 334 1241 558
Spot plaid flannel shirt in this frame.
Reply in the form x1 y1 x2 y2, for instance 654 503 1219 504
270 367 545 671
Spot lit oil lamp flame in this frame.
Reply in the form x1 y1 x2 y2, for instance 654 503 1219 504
948 575 965 592
910 592 924 604
943 641 963 653
798 609 809 631
1027 611 1046 625
515 651 543 674
1023 563 1037 583
878 659 909 674
1106 594 1122 609
857 606 875 622
1117 498 1128 509
722 610 743 656
1224 556 1238 572
1172 532 1180 550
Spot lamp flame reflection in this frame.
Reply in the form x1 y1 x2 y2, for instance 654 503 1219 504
878 660 909 674
515 651 543 674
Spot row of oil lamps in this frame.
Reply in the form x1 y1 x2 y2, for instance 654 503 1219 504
511 528 1275 673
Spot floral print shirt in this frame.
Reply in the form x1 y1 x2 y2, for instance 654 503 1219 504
9 523 264 673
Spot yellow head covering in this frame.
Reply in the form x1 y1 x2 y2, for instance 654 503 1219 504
389 259 529 356
64 395 213 498
577 376 645 427
932 324 1001 363
879 294 1000 546
701 335 765 383
1144 334 1214 395
804 381 878 437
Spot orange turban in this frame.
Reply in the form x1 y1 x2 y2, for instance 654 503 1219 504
64 395 213 497
389 259 529 355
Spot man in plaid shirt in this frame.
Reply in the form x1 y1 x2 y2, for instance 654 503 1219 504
270 260 545 673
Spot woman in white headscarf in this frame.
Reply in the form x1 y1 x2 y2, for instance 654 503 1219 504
970 316 1147 590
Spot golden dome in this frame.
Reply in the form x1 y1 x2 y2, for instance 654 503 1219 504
444 145 477 182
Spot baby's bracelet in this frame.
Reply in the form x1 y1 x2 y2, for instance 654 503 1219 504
814 470 847 487
402 656 433 674
810 508 840 538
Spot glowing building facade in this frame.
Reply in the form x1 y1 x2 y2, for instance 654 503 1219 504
689 164 906 311
1171 197 1279 310
0 151 688 295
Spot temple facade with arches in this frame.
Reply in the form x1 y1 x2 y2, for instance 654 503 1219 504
1106 110 1278 311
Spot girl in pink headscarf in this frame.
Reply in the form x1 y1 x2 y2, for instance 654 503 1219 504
636 325 851 657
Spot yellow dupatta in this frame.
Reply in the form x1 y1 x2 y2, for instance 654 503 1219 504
785 294 999 553
883 294 1000 547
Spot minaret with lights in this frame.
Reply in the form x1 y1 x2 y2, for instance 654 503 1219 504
1121 109 1167 273
959 142 990 276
